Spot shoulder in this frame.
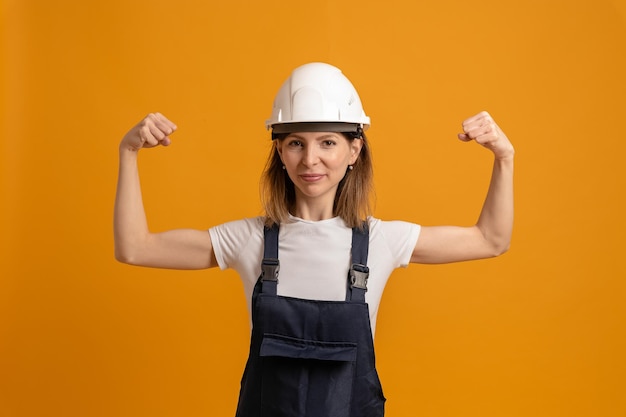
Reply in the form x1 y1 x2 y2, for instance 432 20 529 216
367 217 421 265
210 216 265 234
209 216 265 251
209 217 265 270
368 216 421 238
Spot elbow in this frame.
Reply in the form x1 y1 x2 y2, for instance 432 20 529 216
114 248 132 265
494 246 510 258
114 232 151 266
476 226 512 258
489 240 511 258
114 244 141 266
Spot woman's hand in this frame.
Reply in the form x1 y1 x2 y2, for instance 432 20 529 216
120 113 178 152
458 111 514 160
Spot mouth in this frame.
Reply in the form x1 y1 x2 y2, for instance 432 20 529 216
299 174 325 182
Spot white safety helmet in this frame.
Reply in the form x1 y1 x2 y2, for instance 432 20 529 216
266 62 370 139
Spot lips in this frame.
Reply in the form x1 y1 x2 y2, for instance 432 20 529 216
299 173 325 182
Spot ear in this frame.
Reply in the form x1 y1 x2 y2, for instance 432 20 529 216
348 138 363 165
274 140 284 161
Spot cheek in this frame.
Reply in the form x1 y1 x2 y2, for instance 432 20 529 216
322 151 349 170
281 152 298 167
338 150 355 165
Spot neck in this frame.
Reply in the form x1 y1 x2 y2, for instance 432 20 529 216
293 193 335 221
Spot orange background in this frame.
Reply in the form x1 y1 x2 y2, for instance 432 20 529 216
1 0 625 416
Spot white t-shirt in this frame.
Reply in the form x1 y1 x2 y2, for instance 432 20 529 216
209 215 420 334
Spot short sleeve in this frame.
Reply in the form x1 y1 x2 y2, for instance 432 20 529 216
208 217 265 270
370 218 421 268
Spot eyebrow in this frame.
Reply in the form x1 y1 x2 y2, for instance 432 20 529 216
286 133 340 140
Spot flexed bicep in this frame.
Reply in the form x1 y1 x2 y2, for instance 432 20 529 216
411 225 502 264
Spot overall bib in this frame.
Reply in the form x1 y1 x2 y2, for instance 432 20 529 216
235 224 386 417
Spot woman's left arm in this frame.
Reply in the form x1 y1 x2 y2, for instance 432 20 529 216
411 111 515 264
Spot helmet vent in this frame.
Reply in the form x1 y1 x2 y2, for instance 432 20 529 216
292 87 324 121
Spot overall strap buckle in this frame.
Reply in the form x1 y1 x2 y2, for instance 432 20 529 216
349 263 369 291
261 258 280 282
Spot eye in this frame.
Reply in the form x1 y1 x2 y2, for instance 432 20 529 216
287 139 303 148
321 140 336 147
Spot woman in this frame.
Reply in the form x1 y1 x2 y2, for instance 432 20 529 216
114 62 514 417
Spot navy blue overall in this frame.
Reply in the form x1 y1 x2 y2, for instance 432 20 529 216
235 223 386 417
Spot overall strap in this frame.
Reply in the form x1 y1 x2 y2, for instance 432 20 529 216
260 222 370 301
347 222 370 303
260 223 280 295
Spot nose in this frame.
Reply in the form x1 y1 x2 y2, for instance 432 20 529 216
302 145 320 167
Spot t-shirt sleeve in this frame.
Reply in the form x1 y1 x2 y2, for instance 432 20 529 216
208 217 264 270
372 218 421 268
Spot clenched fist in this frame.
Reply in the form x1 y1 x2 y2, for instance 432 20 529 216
458 111 514 160
120 113 178 152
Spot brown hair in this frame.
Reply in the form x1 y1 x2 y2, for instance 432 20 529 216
260 133 374 229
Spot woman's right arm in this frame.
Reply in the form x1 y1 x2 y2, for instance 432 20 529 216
114 113 217 270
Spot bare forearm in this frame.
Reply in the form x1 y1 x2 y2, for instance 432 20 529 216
114 148 149 263
476 155 514 255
